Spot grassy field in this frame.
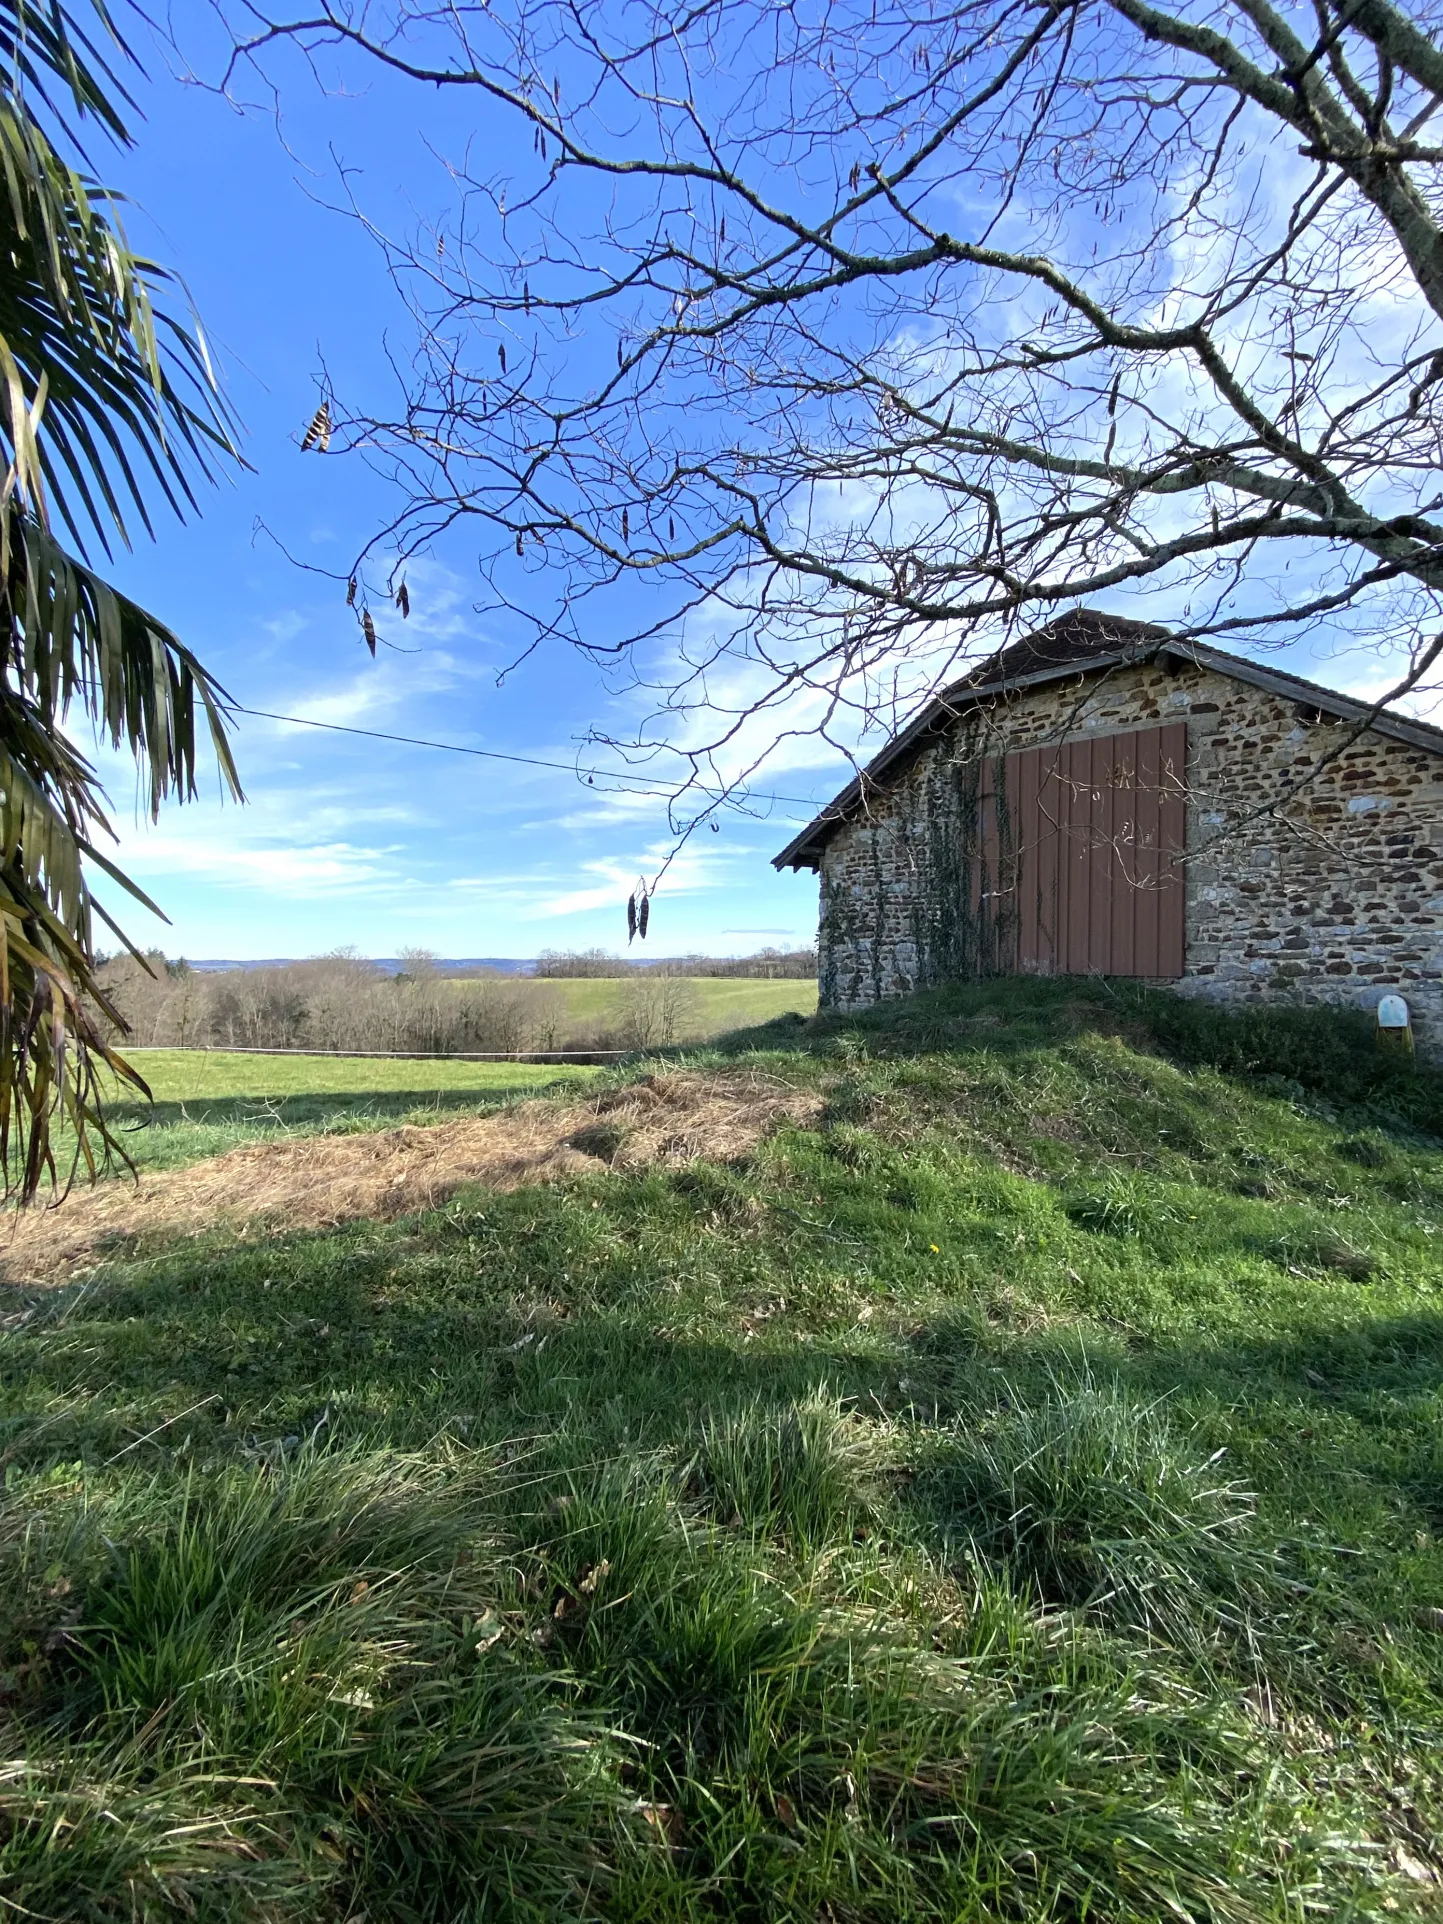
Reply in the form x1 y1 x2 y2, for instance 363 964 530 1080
3 980 1443 1919
95 1051 600 1175
124 1052 600 1103
473 973 818 1036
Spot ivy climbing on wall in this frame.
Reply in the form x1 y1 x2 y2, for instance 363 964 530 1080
910 718 1018 987
817 713 1019 1007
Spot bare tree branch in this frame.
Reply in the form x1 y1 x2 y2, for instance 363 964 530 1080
210 0 1443 805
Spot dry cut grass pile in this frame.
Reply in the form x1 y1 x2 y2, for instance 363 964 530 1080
2 1070 823 1284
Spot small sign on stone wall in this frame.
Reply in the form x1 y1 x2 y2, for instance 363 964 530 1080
1376 994 1414 1058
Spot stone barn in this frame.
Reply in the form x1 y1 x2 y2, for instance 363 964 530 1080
773 609 1443 1052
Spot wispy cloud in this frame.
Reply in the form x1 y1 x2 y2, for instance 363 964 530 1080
111 831 397 895
268 645 480 732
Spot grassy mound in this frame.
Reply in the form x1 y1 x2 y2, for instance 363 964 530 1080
2 980 1441 1918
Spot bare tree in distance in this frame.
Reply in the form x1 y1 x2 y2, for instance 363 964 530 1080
220 0 1443 816
613 975 704 1050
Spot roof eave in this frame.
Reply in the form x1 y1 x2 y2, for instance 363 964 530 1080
771 649 1142 869
1181 641 1443 756
772 639 1443 870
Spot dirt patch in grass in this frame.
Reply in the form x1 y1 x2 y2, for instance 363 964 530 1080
2 1071 823 1283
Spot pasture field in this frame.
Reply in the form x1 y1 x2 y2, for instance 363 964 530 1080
101 1050 599 1173
124 1048 598 1105
456 972 819 1034
4 979 1443 1920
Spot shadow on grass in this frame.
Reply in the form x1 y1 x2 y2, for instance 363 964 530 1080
7 1186 1441 1532
719 976 1443 1138
5 1165 1442 1769
105 1082 581 1135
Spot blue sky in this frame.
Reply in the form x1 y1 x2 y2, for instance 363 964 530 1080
81 22 826 961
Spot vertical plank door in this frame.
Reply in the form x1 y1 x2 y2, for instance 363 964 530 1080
1005 721 1186 978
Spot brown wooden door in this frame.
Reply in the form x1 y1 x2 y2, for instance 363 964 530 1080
995 722 1186 978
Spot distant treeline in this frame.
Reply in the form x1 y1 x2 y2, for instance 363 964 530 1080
93 948 809 1055
535 946 816 978
95 951 553 1055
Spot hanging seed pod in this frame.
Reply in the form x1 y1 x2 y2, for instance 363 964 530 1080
498 342 507 374
362 608 377 656
621 507 629 541
627 892 638 943
396 581 410 618
719 215 726 243
637 892 650 940
516 530 524 556
346 577 357 607
301 400 332 453
523 279 531 310
668 516 675 541
617 338 625 369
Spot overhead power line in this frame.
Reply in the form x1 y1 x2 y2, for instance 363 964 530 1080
234 704 823 813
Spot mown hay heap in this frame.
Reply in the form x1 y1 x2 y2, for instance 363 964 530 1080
3 1071 822 1283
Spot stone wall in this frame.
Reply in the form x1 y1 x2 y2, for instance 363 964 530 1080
815 657 1443 1053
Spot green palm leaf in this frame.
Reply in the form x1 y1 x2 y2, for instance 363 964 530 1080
0 0 241 1199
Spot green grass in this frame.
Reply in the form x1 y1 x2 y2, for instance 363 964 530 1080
124 1051 599 1105
477 973 819 1035
95 1050 599 1173
4 978 1443 1919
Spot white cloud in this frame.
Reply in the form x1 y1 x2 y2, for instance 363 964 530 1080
113 829 397 895
1328 662 1443 724
273 647 468 730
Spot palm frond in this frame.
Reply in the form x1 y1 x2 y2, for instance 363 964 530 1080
0 0 242 1200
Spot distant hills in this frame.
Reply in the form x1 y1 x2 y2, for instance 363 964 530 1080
185 958 540 975
178 950 815 980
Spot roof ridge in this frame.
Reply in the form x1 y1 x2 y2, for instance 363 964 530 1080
772 619 1443 872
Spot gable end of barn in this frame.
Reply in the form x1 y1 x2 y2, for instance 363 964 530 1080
777 639 1443 1056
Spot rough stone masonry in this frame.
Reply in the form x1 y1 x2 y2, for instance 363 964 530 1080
804 653 1443 1056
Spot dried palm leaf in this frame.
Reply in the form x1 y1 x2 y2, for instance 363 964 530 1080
300 399 331 452
0 0 241 1198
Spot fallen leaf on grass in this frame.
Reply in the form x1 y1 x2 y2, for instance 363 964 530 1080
1391 1842 1438 1884
637 1801 684 1848
467 1613 505 1653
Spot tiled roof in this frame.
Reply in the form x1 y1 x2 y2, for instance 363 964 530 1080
772 609 1443 871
